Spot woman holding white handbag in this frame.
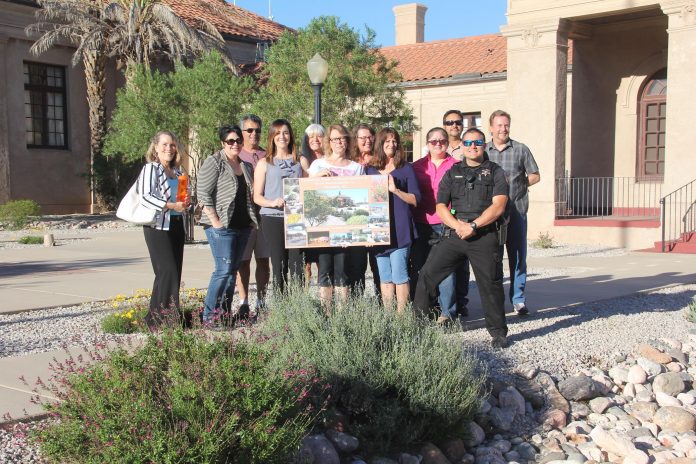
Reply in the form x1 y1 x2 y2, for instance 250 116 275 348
137 130 190 328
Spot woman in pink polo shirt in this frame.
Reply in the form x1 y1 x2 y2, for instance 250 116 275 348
410 127 460 324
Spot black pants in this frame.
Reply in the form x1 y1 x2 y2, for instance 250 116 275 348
347 246 381 296
413 229 507 338
317 248 348 287
143 217 185 327
261 216 303 293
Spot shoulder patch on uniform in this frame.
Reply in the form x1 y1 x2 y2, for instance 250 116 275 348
480 168 491 177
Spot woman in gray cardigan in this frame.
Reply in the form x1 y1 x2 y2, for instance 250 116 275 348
197 125 258 325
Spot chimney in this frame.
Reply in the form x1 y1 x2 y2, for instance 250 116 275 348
393 3 427 46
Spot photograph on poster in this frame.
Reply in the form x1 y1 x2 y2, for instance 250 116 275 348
283 176 391 248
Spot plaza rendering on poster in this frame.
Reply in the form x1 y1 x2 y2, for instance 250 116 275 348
283 175 391 248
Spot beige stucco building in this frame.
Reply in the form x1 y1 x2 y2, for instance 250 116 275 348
384 1 696 250
0 0 287 214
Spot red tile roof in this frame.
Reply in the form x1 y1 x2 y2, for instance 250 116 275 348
164 0 291 42
381 34 573 83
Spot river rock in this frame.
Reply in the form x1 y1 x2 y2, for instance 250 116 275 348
653 372 687 396
569 401 589 419
589 425 637 457
464 421 486 448
589 397 612 414
325 430 359 453
541 409 567 430
300 434 340 464
558 375 603 401
420 443 451 464
537 372 571 413
637 357 663 376
397 454 420 464
441 439 466 462
656 391 683 407
514 378 545 409
653 406 696 432
609 366 629 384
623 449 650 464
638 344 673 364
498 386 526 416
628 365 648 384
489 407 516 431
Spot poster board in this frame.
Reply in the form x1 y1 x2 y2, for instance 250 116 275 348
283 175 391 248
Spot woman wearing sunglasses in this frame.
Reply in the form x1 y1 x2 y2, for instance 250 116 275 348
197 125 258 325
366 127 421 313
253 119 308 294
410 127 460 323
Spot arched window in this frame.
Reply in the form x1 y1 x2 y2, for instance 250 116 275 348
637 68 666 180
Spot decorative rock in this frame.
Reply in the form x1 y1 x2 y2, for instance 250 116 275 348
623 449 650 464
490 439 511 454
627 427 654 438
569 401 590 419
441 439 466 462
589 397 612 414
478 399 492 415
503 450 520 461
609 367 629 384
591 374 613 395
325 430 359 453
643 421 660 437
656 391 683 407
674 438 696 453
420 443 451 464
541 409 568 430
630 401 659 422
563 420 592 435
653 406 696 433
589 425 637 457
489 407 515 431
514 442 538 460
558 375 604 401
576 442 603 461
678 392 696 405
587 412 611 426
537 451 566 463
398 454 420 464
498 386 526 416
464 421 486 448
636 390 654 403
514 363 538 380
653 372 687 396
668 349 687 364
637 357 663 377
638 344 673 364
667 362 684 373
537 373 571 413
300 434 340 464
624 382 637 398
628 365 648 384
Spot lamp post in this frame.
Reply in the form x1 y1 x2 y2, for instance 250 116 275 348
307 53 328 124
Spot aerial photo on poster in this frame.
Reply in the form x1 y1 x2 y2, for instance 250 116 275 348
283 175 390 248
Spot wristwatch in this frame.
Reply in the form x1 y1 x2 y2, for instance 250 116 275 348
469 221 478 232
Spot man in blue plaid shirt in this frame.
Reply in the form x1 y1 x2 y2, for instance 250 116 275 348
485 110 540 316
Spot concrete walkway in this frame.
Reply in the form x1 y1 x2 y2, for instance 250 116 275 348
1 229 696 422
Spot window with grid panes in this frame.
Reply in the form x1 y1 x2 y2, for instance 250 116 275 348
461 112 482 130
24 62 67 148
638 69 666 181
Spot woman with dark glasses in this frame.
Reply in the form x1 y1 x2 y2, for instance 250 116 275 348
197 125 258 325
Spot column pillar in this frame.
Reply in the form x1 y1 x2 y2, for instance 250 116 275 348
660 1 696 192
0 36 11 204
500 19 570 233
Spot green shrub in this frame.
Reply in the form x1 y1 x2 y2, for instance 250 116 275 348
35 330 316 463
261 285 485 453
0 199 40 230
532 231 555 249
685 299 696 324
18 235 44 245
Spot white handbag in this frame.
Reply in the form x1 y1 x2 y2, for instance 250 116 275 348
116 180 158 226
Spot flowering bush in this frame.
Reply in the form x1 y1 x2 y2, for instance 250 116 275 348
101 288 206 334
35 329 320 463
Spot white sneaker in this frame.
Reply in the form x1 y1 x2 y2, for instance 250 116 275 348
513 303 529 316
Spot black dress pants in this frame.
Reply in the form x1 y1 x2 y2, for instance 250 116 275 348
143 218 185 327
261 215 304 293
412 229 507 338
347 246 381 297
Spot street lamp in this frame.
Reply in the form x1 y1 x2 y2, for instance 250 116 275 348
307 53 328 124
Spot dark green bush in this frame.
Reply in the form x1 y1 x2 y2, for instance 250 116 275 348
35 330 316 463
261 285 486 452
18 235 43 245
0 199 40 229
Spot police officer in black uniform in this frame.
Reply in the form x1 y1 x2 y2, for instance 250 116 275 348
412 127 510 348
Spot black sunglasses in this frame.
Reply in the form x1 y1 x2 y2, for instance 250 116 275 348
444 120 463 126
223 138 243 146
244 128 262 134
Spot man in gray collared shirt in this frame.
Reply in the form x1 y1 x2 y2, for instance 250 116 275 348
485 110 540 316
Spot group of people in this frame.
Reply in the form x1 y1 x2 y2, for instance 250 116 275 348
134 109 539 348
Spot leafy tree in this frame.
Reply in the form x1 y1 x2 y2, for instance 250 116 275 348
249 16 415 133
303 191 333 226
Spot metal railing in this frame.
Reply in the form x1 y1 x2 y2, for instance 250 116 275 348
660 179 696 252
555 176 662 219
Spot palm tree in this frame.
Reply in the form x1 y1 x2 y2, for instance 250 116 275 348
26 0 233 209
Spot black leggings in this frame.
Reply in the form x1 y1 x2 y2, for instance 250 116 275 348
261 215 303 292
317 248 348 287
143 218 185 327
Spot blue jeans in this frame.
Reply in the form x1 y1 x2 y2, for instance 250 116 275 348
506 208 527 304
203 226 251 323
376 246 410 284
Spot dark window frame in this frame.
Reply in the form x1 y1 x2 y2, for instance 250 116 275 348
461 112 483 130
24 61 69 149
636 69 666 182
